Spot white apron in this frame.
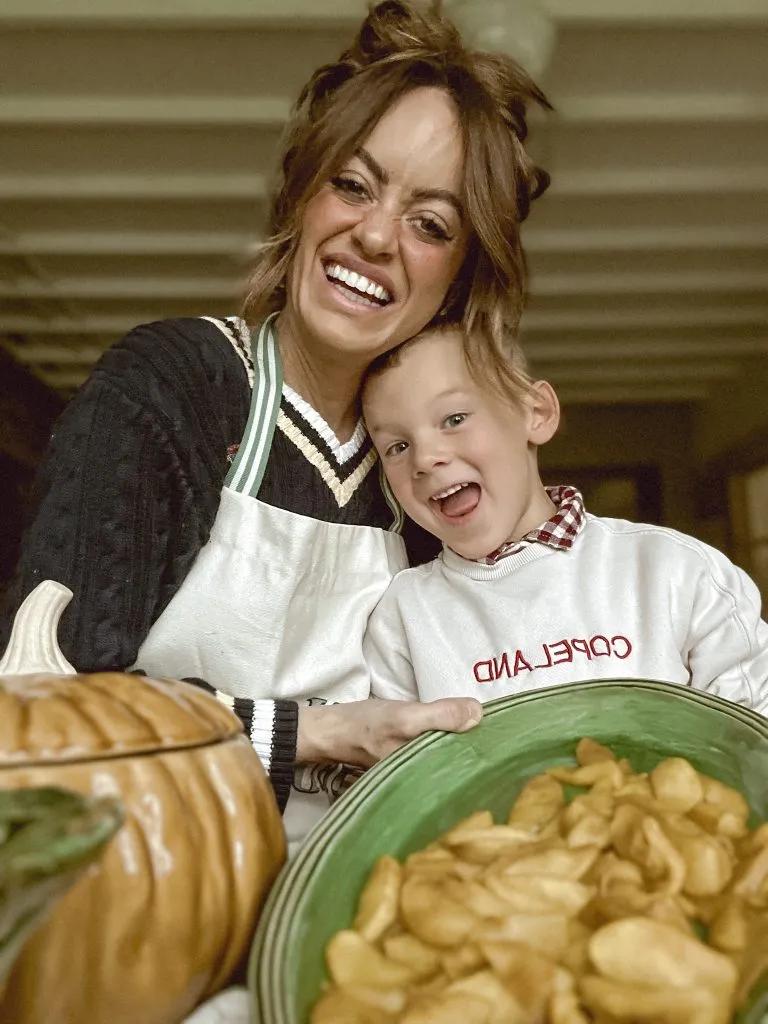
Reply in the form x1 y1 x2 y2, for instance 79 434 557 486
135 316 407 847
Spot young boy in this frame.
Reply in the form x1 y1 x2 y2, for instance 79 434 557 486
361 326 768 711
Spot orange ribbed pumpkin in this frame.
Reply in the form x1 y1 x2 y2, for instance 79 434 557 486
0 582 286 1024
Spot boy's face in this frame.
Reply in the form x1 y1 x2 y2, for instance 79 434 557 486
364 331 558 559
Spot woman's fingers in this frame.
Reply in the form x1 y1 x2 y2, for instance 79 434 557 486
296 698 483 767
375 698 482 761
408 697 483 736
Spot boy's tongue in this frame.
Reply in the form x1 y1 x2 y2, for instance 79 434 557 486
440 483 481 517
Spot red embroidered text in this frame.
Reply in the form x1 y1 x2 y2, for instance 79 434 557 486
473 634 633 683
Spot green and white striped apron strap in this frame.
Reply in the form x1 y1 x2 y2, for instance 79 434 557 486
225 313 283 496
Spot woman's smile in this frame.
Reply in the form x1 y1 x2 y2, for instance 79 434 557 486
320 255 395 312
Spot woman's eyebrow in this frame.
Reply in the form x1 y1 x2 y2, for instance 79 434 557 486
355 147 389 186
354 148 463 220
411 187 464 221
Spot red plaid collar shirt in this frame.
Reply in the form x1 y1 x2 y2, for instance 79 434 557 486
476 485 586 565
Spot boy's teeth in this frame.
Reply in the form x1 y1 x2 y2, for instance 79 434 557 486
326 263 391 303
433 482 468 501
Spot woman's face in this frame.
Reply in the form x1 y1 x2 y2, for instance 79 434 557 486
284 87 469 365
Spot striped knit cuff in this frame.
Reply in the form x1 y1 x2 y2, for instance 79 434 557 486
269 701 299 813
181 679 297 813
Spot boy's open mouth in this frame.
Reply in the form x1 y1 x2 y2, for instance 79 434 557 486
430 482 481 518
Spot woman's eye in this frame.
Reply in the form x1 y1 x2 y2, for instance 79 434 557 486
444 413 467 429
330 175 369 201
385 441 408 458
411 215 452 242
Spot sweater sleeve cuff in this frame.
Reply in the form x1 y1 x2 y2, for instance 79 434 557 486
272 701 299 811
180 679 297 813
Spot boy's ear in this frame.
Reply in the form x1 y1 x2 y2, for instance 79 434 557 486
526 380 560 445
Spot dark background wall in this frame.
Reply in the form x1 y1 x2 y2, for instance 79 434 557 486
0 349 63 594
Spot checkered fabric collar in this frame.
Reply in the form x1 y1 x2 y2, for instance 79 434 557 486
476 485 586 565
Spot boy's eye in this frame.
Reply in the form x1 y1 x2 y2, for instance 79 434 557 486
384 441 408 458
444 413 468 429
330 175 370 201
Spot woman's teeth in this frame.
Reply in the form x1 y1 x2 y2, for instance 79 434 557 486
325 263 391 305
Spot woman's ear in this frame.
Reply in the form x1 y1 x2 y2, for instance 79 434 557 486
526 380 560 445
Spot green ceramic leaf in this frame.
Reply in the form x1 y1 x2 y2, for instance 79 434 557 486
0 786 123 984
250 680 768 1024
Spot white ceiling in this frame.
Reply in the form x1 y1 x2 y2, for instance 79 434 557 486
1 0 766 407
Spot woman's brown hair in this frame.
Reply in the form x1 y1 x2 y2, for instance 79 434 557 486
243 0 551 364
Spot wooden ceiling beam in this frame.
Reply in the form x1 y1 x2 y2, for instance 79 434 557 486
3 93 767 127
555 385 708 404
1 315 158 335
8 336 766 369
1 166 766 201
552 93 768 124
546 363 738 384
521 307 768 332
0 0 364 28
32 369 720 401
531 270 768 296
0 96 291 126
5 344 109 365
2 226 766 258
543 0 768 23
0 172 267 200
2 308 765 337
0 277 239 300
0 231 254 256
1 0 765 26
2 269 766 301
526 337 768 361
523 226 768 253
547 167 768 198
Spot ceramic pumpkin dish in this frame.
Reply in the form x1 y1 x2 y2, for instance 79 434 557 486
0 580 286 1024
0 785 123 988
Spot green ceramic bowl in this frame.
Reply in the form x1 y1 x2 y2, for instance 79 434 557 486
250 680 768 1024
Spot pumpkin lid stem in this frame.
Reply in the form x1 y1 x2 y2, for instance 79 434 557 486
0 581 77 676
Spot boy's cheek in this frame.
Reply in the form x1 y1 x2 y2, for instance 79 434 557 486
390 480 426 526
410 502 439 538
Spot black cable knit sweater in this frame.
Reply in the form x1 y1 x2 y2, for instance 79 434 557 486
1 316 438 810
3 318 251 668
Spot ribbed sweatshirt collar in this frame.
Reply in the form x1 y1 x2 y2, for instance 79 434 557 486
440 540 559 580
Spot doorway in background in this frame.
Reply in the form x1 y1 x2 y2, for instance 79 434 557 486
542 465 663 525
729 463 768 609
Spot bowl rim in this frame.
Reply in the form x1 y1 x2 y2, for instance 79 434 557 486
250 678 768 1021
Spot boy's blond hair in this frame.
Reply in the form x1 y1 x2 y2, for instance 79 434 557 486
362 324 536 410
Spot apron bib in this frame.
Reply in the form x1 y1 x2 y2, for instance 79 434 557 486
136 316 407 847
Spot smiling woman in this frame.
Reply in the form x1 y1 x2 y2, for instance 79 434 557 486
3 0 550 859
276 86 469 428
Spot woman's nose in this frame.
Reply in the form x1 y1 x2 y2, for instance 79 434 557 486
351 203 398 258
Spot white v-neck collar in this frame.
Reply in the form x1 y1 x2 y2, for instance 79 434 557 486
282 383 366 465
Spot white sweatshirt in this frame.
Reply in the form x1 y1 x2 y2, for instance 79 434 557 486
364 514 768 713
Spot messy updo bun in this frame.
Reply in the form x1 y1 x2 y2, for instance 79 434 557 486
244 0 551 361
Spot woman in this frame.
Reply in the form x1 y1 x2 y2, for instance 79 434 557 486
2 0 550 846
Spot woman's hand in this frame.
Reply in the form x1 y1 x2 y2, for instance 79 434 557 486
296 697 483 767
